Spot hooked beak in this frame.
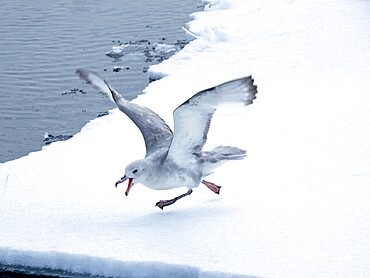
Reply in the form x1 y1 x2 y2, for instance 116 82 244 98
115 175 134 196
115 175 128 187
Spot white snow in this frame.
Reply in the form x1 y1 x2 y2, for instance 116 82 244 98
1 0 370 277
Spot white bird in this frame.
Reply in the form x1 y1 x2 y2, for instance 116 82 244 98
76 69 257 209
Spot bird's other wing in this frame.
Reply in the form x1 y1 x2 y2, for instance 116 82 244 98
75 69 173 157
167 76 257 164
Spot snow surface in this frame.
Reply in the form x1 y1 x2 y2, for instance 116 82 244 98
1 0 370 277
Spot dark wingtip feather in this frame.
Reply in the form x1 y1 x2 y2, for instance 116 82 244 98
244 76 258 105
75 68 122 103
75 68 91 83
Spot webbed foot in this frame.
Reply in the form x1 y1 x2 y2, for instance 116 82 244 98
202 180 221 194
155 189 193 210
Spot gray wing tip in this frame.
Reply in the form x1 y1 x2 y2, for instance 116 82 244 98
75 68 94 82
75 68 122 103
75 68 102 88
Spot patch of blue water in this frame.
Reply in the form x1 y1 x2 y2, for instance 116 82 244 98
0 0 197 163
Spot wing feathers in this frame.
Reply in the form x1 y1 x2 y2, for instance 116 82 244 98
76 68 114 100
76 69 173 157
168 76 257 163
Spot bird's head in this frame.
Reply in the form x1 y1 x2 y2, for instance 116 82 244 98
115 160 148 196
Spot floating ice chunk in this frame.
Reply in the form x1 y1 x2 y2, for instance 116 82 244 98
106 40 188 62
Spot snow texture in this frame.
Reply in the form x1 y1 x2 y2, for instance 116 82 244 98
1 0 370 277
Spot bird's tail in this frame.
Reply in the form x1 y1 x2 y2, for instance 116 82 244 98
198 146 246 176
208 146 246 160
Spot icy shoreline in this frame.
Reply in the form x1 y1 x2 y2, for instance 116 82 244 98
0 248 256 278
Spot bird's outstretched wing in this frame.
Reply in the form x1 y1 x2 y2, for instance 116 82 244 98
168 76 257 164
75 69 173 157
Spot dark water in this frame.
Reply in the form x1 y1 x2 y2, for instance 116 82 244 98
0 265 103 278
0 0 197 163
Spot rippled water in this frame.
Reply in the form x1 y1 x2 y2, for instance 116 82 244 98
0 0 197 163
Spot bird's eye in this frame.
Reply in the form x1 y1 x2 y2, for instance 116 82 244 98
132 169 138 174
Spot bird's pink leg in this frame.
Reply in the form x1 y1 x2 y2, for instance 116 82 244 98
202 180 221 194
156 189 193 210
